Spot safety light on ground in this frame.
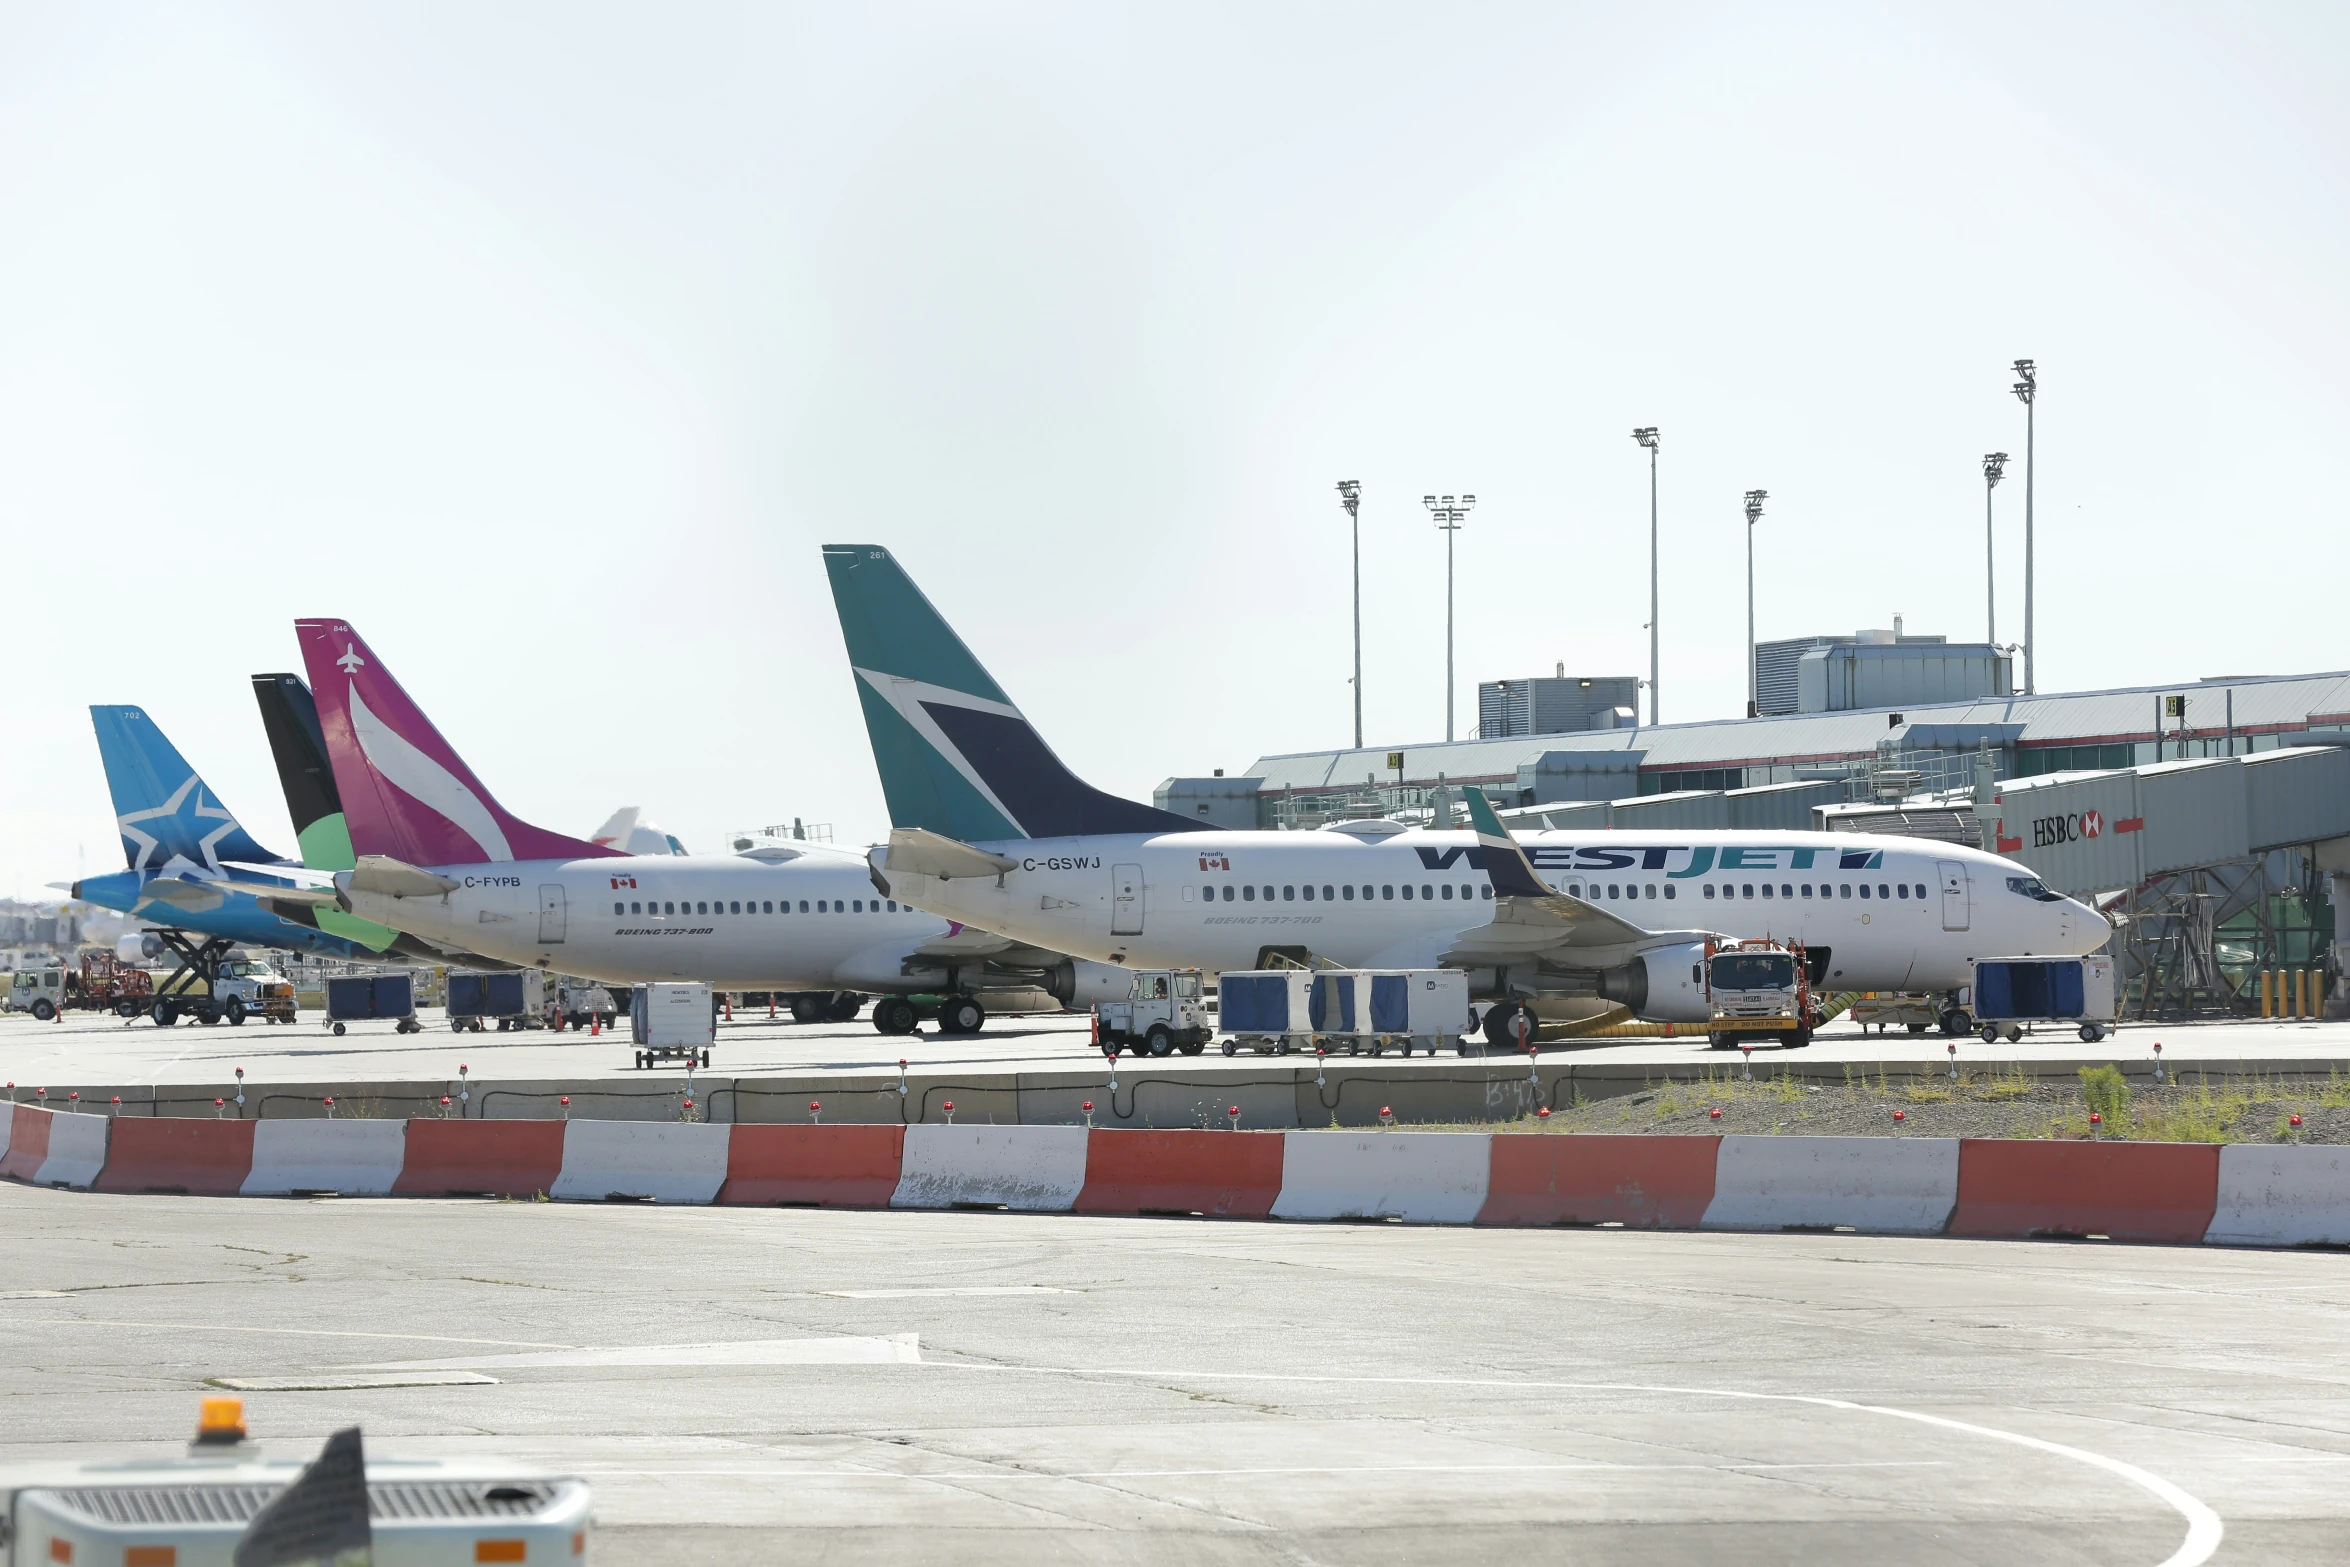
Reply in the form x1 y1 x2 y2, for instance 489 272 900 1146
68 1091 78 1107
1948 1041 1959 1081
1378 1105 1394 1128
2153 1041 2166 1085
1892 1108 1906 1122
109 1096 120 1117
1708 1107 1722 1120
323 1096 336 1119
1537 1107 1552 1128
4 1083 12 1103
235 1065 246 1109
943 1100 956 1125
1227 1105 1241 1130
213 1097 224 1116
559 1096 570 1121
1739 1043 1752 1081
897 1059 909 1098
458 1064 470 1108
194 1396 247 1447
1082 1101 1095 1129
439 1096 452 1117
35 1087 45 1102
808 1100 821 1125
2289 1113 2304 1136
2089 1111 2102 1138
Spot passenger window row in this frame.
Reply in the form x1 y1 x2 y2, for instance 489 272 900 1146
1200 883 1495 904
1566 883 1677 901
1699 881 1928 901
612 898 910 917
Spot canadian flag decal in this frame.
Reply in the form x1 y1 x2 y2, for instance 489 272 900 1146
610 875 638 889
1199 853 1230 872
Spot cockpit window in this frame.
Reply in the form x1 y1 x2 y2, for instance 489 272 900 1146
2007 875 2063 903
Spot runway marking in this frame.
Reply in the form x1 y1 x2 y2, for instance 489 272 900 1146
364 1333 923 1370
922 1363 2225 1567
13 1318 576 1349
570 1460 1953 1480
817 1286 1075 1298
207 1371 500 1391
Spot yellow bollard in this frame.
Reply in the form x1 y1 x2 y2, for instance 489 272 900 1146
2260 970 2272 1019
2299 968 2311 1019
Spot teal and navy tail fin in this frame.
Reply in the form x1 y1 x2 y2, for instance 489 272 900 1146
1462 787 1553 899
822 544 1204 841
90 705 285 873
251 673 351 870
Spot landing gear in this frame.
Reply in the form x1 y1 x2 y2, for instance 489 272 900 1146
789 994 822 1024
825 992 863 1024
1937 1009 1968 1037
1481 1000 1530 1051
872 996 920 1035
937 996 986 1035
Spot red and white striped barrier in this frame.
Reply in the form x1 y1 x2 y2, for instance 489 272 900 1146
892 1125 1088 1211
1703 1135 1960 1234
244 1120 408 1197
550 1120 730 1204
1269 1131 1492 1224
15 1110 2350 1250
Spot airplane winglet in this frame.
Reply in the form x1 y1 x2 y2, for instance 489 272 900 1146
1462 788 1553 900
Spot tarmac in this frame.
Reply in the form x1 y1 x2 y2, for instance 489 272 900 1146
3 1179 2342 1563
4 1007 2348 1130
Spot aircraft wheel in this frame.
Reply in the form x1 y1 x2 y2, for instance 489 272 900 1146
874 997 919 1035
789 995 821 1024
939 996 985 1035
826 993 863 1023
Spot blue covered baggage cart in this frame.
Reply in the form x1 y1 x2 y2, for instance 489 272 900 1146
1970 955 2117 1044
325 972 420 1037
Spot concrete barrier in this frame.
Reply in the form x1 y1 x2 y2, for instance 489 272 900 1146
1950 1140 2218 1244
1702 1135 1959 1234
94 1117 255 1195
892 1125 1088 1210
394 1119 568 1198
1074 1129 1284 1217
0 1104 50 1183
243 1120 408 1197
2207 1144 2350 1247
551 1119 731 1203
1269 1131 1492 1224
1479 1134 1720 1228
719 1125 906 1207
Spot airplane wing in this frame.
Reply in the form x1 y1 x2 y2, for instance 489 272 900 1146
1442 788 1719 966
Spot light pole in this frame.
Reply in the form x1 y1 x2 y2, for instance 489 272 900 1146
2012 359 2036 694
1337 480 1362 749
1633 428 1660 726
1743 489 1767 717
1423 493 1475 740
1982 451 2008 652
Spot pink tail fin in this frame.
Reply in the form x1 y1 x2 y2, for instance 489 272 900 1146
294 619 617 866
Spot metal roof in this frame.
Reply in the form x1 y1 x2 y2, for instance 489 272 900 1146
1244 670 2350 793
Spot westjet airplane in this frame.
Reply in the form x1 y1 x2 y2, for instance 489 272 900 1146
822 543 2110 1046
270 619 1130 1033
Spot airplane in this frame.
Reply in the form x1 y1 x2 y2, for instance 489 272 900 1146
274 619 1133 1034
68 705 418 1022
821 542 2112 1046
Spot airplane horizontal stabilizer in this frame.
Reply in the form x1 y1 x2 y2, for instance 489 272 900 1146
349 855 465 898
881 828 1022 883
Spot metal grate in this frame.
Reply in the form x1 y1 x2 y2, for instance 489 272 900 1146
46 1481 561 1527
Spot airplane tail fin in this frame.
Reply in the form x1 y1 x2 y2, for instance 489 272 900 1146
292 621 618 865
89 705 285 872
251 674 351 870
1462 787 1555 900
821 544 1203 841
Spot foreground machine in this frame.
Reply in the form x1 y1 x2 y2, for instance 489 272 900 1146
823 543 2111 1043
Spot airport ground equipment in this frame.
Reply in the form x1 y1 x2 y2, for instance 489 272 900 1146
557 980 619 1031
1972 955 2117 1043
1217 969 1319 1055
1097 969 1212 1057
325 972 419 1036
1313 969 1477 1056
3 966 66 1020
0 1399 590 1567
145 939 296 1027
448 969 545 1032
61 951 151 1018
633 980 715 1068
789 990 865 1025
1704 939 1820 1049
1850 992 1947 1035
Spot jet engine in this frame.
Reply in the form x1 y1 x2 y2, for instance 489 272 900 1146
1593 941 1712 1024
1045 958 1135 1008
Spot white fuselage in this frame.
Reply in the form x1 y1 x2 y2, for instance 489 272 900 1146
333 846 1069 998
876 828 2107 995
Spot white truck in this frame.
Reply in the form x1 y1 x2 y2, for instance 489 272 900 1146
1703 938 1820 1049
1096 969 1213 1057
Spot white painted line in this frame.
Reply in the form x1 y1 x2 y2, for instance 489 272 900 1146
0 1290 69 1300
365 1333 922 1371
207 1371 500 1391
13 1317 576 1349
918 1364 2223 1567
569 1460 1953 1480
817 1286 1075 1298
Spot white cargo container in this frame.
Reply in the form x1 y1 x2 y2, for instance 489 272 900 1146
1215 969 1317 1055
1353 969 1475 1056
631 980 714 1068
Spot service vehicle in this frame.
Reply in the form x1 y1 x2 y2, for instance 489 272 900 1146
62 950 152 1018
556 980 620 1032
1849 992 1947 1035
1095 968 1212 1057
150 957 297 1026
1704 938 1821 1049
5 966 67 1020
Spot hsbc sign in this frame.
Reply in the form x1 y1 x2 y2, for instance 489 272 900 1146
2031 809 2103 848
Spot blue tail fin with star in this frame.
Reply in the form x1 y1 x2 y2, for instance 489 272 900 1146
90 705 286 874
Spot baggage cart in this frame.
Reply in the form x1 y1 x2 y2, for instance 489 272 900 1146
325 972 419 1036
1969 955 2118 1043
1216 970 1317 1055
632 980 714 1068
448 969 545 1033
1360 969 1474 1057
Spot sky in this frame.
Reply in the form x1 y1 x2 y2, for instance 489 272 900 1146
4 1 2346 892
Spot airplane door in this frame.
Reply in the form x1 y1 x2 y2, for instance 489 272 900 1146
1111 863 1144 935
1936 861 1969 932
538 884 568 944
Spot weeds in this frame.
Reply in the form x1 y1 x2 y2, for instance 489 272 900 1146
2079 1064 2131 1122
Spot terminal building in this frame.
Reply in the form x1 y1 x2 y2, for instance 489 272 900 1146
1158 662 2350 1020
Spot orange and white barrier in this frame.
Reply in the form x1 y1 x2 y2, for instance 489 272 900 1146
549 1120 730 1204
1703 1134 1960 1234
1269 1131 1491 1224
891 1125 1088 1211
